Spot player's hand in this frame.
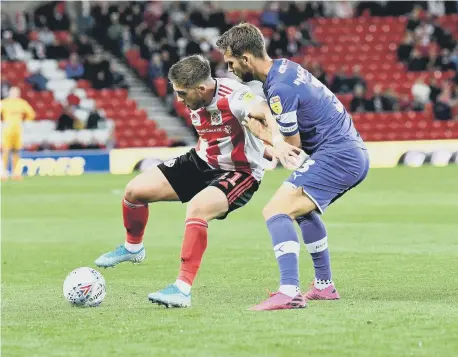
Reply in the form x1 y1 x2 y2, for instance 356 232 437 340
272 137 302 168
263 145 278 169
243 116 269 142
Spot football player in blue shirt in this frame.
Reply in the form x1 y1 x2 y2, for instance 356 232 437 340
217 23 370 311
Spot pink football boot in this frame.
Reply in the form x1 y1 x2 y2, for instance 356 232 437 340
250 291 307 311
304 280 340 300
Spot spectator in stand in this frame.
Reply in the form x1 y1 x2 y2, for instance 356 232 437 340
47 2 70 31
1 31 28 61
436 49 457 71
310 61 328 87
366 85 385 112
406 6 422 32
140 33 157 59
414 20 434 50
38 26 55 46
268 31 287 58
330 66 351 94
325 1 355 18
107 13 123 56
298 22 319 48
65 53 85 80
412 77 431 111
398 94 412 111
408 48 429 72
1 75 11 99
350 85 368 113
261 2 280 29
348 65 367 91
429 78 442 103
76 34 94 57
28 36 47 60
303 2 324 19
428 1 445 17
149 53 164 81
397 32 415 63
92 59 114 89
86 110 105 129
160 50 173 76
56 105 77 131
1 12 13 31
122 3 143 32
382 88 399 112
46 35 70 59
427 46 441 70
111 64 129 90
450 47 458 70
26 70 48 91
434 81 456 121
185 35 202 56
286 28 301 58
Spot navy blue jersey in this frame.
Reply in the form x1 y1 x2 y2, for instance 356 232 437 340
263 59 365 154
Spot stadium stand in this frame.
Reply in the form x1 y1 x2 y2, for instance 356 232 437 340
89 1 457 143
2 1 457 150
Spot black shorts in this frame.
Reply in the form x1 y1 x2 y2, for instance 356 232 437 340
157 149 260 219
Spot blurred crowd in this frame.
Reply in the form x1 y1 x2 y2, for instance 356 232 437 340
2 1 458 124
1 2 128 91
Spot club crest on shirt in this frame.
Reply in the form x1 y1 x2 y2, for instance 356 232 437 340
210 111 223 125
269 95 283 115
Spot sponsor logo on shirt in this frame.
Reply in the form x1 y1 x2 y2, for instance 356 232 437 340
279 59 288 74
240 91 254 102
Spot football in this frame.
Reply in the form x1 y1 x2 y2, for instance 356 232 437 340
63 267 106 307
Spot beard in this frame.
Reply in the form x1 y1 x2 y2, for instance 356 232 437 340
240 71 255 82
187 98 207 111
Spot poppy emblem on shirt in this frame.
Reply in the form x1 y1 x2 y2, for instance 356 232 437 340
269 95 283 115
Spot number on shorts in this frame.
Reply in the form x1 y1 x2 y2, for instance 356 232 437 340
220 172 243 186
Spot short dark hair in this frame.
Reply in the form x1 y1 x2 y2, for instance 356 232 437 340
216 23 266 58
168 55 211 88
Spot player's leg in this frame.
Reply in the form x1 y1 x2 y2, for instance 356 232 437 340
296 212 339 300
148 186 229 308
149 171 259 308
250 184 314 310
11 133 23 180
1 148 10 180
251 148 369 309
94 166 180 268
1 132 11 180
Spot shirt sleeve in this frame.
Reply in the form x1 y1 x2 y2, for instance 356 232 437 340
22 100 36 121
268 83 299 136
228 87 264 121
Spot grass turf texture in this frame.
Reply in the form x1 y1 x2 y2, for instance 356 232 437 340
1 167 457 357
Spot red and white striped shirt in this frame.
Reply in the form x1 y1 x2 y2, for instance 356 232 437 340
190 78 265 181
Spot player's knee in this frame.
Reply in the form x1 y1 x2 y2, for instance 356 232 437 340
124 179 148 203
262 202 289 221
187 189 228 221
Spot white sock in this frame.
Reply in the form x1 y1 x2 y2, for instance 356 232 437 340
175 279 191 295
314 279 333 290
279 285 300 297
124 242 144 253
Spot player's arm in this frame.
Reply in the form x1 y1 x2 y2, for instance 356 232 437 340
264 84 302 148
23 100 36 121
229 88 300 167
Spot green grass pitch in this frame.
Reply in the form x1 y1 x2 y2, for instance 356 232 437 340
1 167 458 357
